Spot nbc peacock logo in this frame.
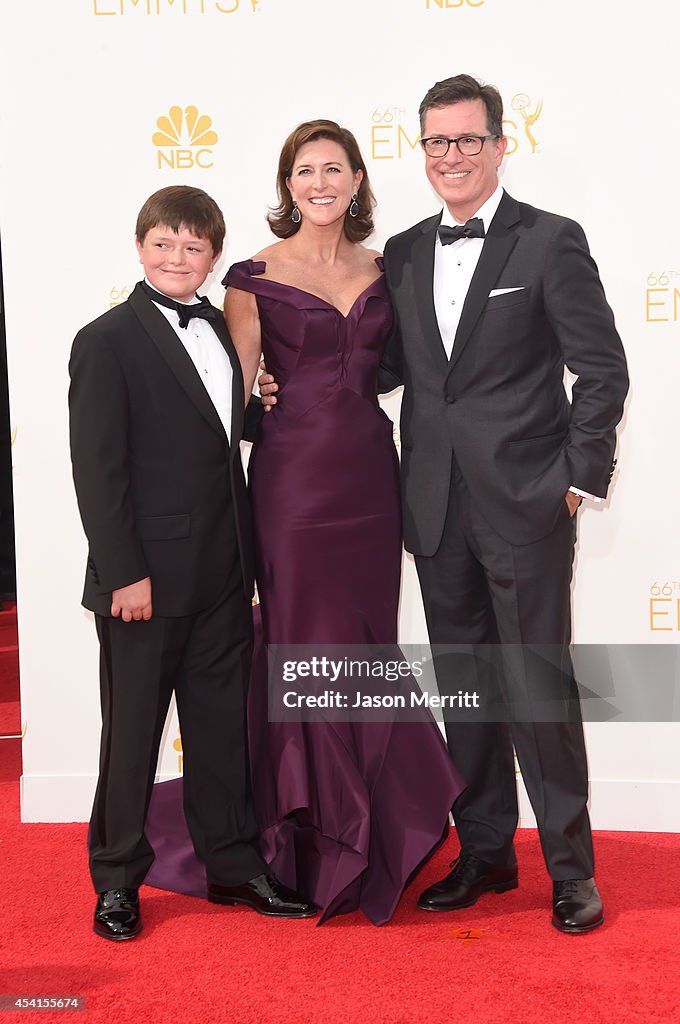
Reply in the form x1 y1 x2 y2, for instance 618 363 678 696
152 105 218 170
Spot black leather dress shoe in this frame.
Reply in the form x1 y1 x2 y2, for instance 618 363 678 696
417 854 518 912
552 878 604 933
93 888 142 941
208 873 318 918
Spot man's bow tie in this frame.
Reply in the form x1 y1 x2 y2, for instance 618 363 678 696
438 217 485 245
141 281 218 329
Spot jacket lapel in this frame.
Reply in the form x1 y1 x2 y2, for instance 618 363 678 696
447 191 521 374
411 215 449 374
211 313 246 459
128 283 227 440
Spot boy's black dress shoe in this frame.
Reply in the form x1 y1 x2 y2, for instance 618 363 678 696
93 888 142 941
417 854 518 911
552 878 604 933
208 873 318 918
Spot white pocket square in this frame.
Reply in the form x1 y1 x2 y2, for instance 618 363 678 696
488 287 525 297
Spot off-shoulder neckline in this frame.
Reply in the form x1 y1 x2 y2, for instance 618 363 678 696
230 257 385 320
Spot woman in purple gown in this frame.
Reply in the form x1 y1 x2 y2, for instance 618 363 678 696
146 120 463 924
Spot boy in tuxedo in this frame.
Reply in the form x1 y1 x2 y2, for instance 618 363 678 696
69 186 315 940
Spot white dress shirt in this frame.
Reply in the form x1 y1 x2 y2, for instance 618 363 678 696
431 189 600 502
433 183 504 361
146 280 233 442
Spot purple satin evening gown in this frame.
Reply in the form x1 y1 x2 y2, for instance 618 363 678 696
145 258 464 924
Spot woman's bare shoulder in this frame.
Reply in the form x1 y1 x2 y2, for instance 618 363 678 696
361 245 383 261
251 239 290 263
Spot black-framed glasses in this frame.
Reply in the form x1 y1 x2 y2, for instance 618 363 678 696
420 134 499 158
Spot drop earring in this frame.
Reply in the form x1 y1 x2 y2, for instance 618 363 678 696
349 193 359 218
291 200 301 225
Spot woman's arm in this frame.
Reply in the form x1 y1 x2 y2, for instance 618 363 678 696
223 286 262 406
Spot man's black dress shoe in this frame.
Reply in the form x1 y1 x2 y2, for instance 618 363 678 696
417 854 518 912
93 888 142 941
208 873 318 918
552 878 604 933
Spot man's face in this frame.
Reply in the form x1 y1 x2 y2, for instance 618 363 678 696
422 98 507 222
135 224 218 304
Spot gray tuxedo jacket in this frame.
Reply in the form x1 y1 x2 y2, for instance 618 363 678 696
381 190 629 553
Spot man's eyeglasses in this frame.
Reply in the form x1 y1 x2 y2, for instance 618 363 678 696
420 134 499 158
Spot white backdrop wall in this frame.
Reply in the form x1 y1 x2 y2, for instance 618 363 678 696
0 0 678 827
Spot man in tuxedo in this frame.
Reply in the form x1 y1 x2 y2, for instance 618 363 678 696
379 75 628 932
69 185 315 940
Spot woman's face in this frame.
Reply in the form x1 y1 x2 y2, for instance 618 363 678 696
286 138 362 228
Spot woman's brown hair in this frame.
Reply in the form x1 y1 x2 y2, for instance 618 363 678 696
267 119 375 242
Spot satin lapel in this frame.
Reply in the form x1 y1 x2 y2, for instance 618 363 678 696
411 216 449 374
211 313 245 458
128 283 226 439
448 194 520 373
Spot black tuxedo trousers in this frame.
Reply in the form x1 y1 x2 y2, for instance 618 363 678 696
90 566 265 891
415 460 593 879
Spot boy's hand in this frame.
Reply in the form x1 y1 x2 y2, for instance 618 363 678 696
111 577 153 622
258 359 278 412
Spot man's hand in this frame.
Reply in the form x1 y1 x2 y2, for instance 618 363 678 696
565 491 582 517
111 577 153 621
258 359 278 411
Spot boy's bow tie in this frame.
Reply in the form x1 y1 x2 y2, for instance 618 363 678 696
438 218 485 245
141 281 218 329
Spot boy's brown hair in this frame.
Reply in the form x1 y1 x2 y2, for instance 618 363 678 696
135 185 225 254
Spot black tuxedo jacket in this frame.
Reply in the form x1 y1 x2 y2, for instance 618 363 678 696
69 283 254 617
381 191 629 553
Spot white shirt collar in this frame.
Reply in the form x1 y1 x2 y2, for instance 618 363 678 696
439 183 504 231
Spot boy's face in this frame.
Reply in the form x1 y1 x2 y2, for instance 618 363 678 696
135 224 220 303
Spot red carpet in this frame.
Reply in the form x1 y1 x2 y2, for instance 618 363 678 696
2 606 680 1023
